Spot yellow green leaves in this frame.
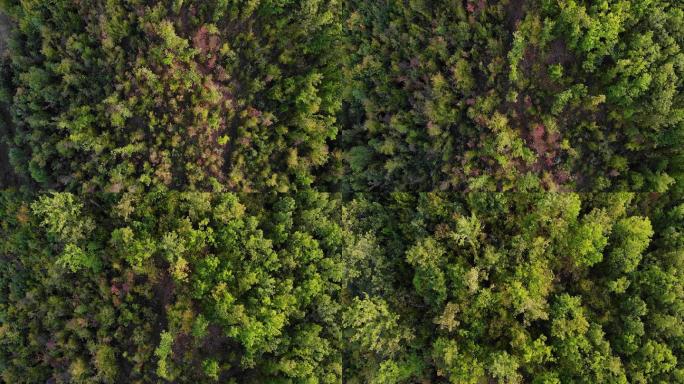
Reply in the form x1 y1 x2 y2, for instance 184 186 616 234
31 192 101 272
567 208 611 268
56 243 99 273
407 237 448 305
508 29 527 85
453 58 475 93
608 216 653 273
341 191 684 383
110 227 155 269
431 337 485 384
154 331 176 381
551 294 589 341
296 73 324 115
342 296 414 357
157 20 191 62
489 351 523 384
103 96 131 130
31 192 93 244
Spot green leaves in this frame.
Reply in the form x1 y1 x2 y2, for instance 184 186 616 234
342 192 684 383
154 331 176 381
1 0 683 383
31 192 100 272
343 296 414 358
567 208 610 268
3 0 343 193
406 237 448 305
608 216 653 273
31 192 93 243
56 243 99 273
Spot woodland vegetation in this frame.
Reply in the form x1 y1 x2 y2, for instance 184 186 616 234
0 0 682 383
342 0 684 193
342 192 684 383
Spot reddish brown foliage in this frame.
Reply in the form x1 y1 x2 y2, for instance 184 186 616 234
193 25 220 70
467 0 487 14
530 123 560 167
110 284 121 296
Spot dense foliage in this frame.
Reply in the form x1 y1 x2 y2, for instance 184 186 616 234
0 0 341 193
342 192 684 383
1 0 683 383
1 190 343 382
341 0 684 192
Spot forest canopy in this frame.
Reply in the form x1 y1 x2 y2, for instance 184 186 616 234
0 0 342 193
342 192 684 383
341 0 684 193
1 0 683 383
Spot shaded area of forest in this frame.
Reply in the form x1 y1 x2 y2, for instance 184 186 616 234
0 11 18 188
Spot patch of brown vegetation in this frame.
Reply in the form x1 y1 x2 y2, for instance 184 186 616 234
530 123 560 168
193 25 220 71
466 0 487 14
523 122 572 188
